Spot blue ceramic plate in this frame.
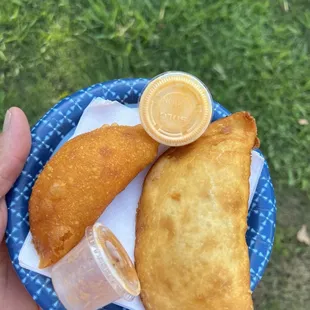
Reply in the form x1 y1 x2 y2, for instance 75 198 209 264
6 78 276 310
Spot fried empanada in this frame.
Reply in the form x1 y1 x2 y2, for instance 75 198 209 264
30 124 158 268
135 112 258 310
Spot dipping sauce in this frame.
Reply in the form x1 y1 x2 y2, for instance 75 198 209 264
51 223 140 310
139 71 213 146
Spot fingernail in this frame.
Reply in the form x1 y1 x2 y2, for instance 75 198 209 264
3 109 12 132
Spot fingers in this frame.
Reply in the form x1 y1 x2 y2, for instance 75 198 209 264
0 108 31 197
0 199 7 242
0 241 38 310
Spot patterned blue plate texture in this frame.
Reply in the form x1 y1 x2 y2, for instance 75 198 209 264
5 78 276 310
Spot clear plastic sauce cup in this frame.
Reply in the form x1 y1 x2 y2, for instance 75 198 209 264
51 223 140 310
139 71 213 146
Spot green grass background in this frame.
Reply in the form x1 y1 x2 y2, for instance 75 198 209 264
1 0 309 309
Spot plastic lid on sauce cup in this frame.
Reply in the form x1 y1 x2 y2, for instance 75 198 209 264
139 71 213 146
51 223 140 310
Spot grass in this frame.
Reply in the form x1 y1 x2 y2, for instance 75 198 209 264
1 0 310 309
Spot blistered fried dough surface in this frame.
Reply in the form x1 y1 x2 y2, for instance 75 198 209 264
30 124 158 268
135 112 258 310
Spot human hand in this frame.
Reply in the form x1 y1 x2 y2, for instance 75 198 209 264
0 108 37 309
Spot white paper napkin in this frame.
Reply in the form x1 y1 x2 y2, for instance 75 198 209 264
19 98 264 310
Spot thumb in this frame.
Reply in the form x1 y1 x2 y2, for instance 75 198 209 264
0 108 31 241
0 108 31 197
